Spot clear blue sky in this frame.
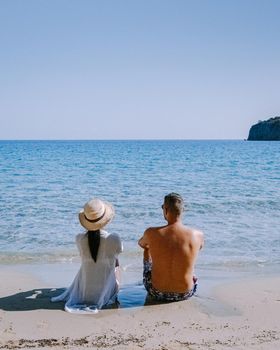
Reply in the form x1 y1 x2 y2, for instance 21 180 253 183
1 0 279 139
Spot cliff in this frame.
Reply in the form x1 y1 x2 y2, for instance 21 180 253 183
247 117 280 141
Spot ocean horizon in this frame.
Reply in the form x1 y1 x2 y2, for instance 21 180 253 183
0 138 248 141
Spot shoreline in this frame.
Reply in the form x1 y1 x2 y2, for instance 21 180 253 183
1 264 280 349
1 261 279 311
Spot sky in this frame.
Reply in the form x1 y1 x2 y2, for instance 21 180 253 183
0 0 280 140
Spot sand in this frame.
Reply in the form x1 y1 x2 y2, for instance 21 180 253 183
0 265 279 350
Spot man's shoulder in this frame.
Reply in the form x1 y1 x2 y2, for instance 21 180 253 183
145 225 166 235
192 228 204 238
184 226 204 248
182 225 203 235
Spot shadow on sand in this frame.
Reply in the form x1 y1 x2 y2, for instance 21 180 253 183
0 288 65 311
0 284 167 312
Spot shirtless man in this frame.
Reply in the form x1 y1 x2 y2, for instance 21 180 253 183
138 193 204 302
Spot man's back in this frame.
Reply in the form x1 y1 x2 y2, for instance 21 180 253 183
139 193 204 299
146 222 203 293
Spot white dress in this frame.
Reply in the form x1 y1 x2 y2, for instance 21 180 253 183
51 230 123 313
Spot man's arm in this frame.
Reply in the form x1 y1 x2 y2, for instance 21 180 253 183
138 229 149 249
138 229 151 262
198 230 204 250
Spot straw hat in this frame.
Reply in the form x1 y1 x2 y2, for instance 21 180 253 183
79 198 115 231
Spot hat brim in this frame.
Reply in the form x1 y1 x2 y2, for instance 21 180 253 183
79 201 115 231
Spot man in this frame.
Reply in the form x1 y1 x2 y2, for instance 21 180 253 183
138 193 204 302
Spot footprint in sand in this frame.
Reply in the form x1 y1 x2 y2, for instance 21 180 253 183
4 322 16 335
37 321 49 329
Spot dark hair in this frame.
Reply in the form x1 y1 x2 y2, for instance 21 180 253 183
164 192 184 216
87 230 100 262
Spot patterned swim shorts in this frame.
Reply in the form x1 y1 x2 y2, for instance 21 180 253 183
143 260 197 302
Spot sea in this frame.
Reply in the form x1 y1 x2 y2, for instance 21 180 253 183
0 140 279 292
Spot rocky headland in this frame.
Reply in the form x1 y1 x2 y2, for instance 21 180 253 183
248 117 280 140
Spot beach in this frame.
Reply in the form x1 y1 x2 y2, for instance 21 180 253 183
1 264 279 350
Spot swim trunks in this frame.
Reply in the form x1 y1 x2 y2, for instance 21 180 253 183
143 260 197 302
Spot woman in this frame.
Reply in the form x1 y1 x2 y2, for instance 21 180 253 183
51 198 123 313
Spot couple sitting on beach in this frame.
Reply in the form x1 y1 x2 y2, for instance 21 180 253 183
51 193 204 313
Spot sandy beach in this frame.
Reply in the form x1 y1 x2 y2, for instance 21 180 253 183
0 265 279 350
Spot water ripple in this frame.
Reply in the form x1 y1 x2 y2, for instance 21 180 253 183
0 140 279 269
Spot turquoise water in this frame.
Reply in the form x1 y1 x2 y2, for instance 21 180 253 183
0 140 279 274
